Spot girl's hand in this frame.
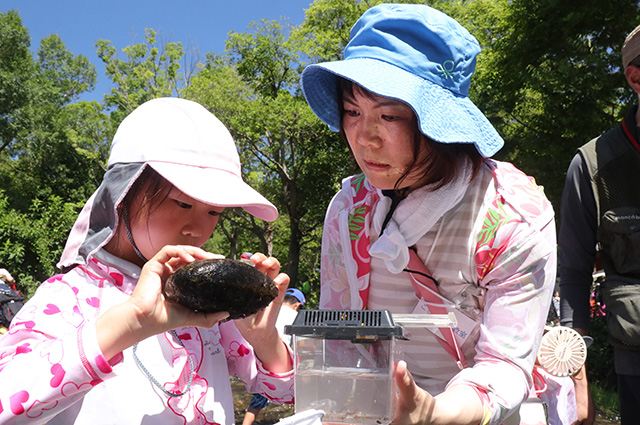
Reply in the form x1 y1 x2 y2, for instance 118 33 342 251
97 245 229 361
235 253 292 373
129 245 230 332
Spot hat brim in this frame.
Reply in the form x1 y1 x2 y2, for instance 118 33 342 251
301 58 503 157
148 162 278 222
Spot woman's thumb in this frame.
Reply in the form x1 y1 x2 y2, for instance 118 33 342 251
395 360 416 399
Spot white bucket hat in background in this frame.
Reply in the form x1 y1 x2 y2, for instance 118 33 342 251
301 3 504 158
58 97 277 270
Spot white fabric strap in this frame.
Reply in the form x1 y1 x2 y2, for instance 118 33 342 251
370 162 472 274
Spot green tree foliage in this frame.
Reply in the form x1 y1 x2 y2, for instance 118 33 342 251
226 19 300 98
0 10 107 296
292 0 368 63
0 12 102 210
96 28 186 122
0 192 81 297
38 34 97 104
0 10 34 154
451 0 640 211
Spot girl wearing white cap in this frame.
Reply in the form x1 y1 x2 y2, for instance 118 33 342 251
0 98 293 424
302 4 557 425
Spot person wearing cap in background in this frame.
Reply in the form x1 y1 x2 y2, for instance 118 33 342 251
0 97 293 424
242 288 304 425
559 23 640 425
301 4 556 425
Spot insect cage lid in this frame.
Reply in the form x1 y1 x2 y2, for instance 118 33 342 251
284 309 403 342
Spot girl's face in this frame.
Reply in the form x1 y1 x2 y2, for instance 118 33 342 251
125 186 223 264
342 86 429 190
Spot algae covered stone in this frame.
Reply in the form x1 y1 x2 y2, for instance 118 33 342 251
163 258 278 319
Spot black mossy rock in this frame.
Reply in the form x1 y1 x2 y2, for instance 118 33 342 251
163 258 278 319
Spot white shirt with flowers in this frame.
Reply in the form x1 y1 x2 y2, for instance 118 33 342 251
0 255 293 425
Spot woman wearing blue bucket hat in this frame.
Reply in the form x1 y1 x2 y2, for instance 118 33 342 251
302 4 557 425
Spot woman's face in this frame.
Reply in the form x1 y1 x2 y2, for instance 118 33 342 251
125 186 223 265
342 86 429 190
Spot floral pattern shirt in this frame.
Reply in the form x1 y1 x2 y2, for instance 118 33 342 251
319 160 557 424
0 257 294 425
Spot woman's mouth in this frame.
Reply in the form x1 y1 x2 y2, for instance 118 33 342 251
363 159 389 172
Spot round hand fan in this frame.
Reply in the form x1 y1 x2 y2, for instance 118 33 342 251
537 326 587 377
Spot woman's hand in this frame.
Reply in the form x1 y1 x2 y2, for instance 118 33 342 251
97 245 229 361
392 361 436 425
235 253 292 373
572 364 596 425
392 361 483 425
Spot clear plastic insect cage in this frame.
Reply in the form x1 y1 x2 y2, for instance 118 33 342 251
284 310 403 425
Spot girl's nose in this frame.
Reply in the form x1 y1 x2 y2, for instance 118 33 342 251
181 216 205 238
181 224 202 238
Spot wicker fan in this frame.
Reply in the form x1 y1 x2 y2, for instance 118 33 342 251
537 326 587 377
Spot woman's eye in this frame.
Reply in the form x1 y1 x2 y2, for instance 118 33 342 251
177 201 192 209
382 114 397 121
208 210 222 217
344 109 359 117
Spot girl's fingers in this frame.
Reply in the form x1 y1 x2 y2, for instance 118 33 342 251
273 273 290 299
149 246 224 276
153 245 196 264
135 246 228 327
250 253 282 280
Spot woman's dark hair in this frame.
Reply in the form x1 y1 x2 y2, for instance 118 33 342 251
337 78 484 191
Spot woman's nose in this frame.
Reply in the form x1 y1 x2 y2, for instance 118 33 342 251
357 118 382 147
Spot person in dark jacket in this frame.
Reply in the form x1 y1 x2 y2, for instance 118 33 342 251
559 23 640 425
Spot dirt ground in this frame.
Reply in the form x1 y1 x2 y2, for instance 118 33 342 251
230 376 620 425
594 412 622 425
231 376 295 425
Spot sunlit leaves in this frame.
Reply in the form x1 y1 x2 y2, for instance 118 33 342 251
97 28 185 117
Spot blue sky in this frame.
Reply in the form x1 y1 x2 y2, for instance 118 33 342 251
2 0 313 102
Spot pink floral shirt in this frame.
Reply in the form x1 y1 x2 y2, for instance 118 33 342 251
319 160 557 424
0 257 293 425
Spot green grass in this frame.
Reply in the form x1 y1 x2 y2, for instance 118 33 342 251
591 381 620 421
582 314 621 421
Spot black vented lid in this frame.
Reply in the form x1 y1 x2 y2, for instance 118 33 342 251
284 309 403 341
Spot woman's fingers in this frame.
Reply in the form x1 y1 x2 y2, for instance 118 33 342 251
392 361 435 425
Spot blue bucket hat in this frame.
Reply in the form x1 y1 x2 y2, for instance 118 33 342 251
285 288 306 305
301 3 503 157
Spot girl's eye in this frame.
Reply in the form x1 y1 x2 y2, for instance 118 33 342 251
177 201 192 209
208 210 222 217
